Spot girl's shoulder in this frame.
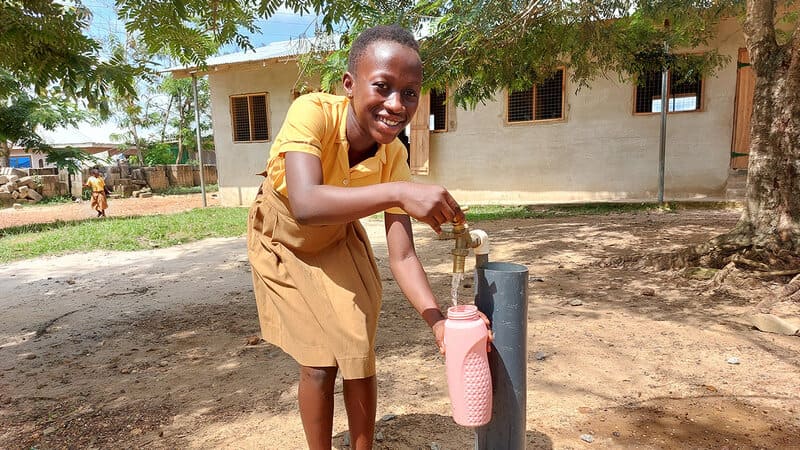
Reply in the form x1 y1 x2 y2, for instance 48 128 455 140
294 92 347 110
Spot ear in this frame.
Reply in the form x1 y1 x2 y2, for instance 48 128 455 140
342 71 354 98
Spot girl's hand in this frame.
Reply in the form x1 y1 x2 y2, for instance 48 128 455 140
399 183 464 233
432 310 493 355
432 318 446 354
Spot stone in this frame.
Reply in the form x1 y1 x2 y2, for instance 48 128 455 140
17 176 36 188
26 189 42 202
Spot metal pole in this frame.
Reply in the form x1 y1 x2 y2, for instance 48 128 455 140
658 41 669 204
192 73 207 207
475 262 529 450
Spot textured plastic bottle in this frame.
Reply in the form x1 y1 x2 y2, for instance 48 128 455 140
444 304 492 427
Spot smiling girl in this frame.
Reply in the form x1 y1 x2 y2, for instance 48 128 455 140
247 25 468 449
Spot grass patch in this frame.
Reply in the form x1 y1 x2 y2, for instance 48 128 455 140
462 202 662 221
155 184 219 195
37 195 75 205
0 206 248 263
462 201 742 222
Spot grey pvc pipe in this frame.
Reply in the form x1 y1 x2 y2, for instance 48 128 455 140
474 262 529 450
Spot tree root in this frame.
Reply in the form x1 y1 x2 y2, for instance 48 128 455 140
779 274 800 302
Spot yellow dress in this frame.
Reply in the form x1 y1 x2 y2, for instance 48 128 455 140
247 93 411 379
85 175 108 211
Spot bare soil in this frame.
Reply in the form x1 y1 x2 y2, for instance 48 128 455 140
0 193 220 229
1 196 799 449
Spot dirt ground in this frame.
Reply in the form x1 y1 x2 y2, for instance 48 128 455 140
0 193 220 228
1 196 799 449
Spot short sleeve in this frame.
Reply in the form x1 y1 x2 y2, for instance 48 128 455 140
270 95 330 158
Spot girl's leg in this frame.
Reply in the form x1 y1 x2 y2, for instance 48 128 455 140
298 366 338 449
343 375 377 450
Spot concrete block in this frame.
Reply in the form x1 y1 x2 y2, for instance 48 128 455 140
27 189 42 202
166 164 194 187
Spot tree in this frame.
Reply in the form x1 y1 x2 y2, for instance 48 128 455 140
120 0 799 268
45 147 101 198
0 89 88 167
158 75 213 164
0 0 137 115
733 0 800 266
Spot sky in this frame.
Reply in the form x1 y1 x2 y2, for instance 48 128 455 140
48 1 320 145
84 0 320 52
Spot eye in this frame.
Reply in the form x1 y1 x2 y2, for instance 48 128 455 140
373 82 388 90
403 89 418 99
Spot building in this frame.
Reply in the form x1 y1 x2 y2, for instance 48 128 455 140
8 122 126 169
166 18 752 207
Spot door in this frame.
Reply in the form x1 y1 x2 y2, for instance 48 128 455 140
409 92 430 175
731 48 754 170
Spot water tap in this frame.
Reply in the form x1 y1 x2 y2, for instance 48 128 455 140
451 220 472 273
447 206 491 273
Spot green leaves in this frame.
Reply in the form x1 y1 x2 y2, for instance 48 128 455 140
0 1 138 116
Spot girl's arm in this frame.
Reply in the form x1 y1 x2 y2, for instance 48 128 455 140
285 152 463 233
384 212 446 352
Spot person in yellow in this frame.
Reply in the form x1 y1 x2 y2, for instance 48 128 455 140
248 25 486 450
84 168 107 217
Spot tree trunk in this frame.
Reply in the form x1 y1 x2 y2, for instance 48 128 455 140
738 0 800 256
176 91 184 164
666 1 800 270
0 141 10 167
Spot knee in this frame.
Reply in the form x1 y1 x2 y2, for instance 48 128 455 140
300 366 337 390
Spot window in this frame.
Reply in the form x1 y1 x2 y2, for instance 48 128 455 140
507 68 565 123
429 88 447 131
230 93 270 142
634 69 702 114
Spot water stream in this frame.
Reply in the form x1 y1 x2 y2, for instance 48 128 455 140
450 272 464 307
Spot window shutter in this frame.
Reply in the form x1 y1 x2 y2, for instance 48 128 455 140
409 93 430 175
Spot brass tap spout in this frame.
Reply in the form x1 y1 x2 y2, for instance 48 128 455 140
451 221 472 273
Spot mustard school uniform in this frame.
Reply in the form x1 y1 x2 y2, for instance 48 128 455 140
85 175 107 211
247 92 411 379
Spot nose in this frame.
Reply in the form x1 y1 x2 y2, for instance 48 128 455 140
384 91 403 113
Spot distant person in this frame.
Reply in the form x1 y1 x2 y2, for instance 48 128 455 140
246 25 487 450
84 168 108 217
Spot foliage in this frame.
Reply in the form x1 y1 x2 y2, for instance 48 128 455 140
143 143 176 166
0 1 138 115
119 0 742 107
116 0 321 66
0 90 89 164
0 207 248 262
299 0 741 107
158 75 213 155
156 184 219 195
45 147 101 176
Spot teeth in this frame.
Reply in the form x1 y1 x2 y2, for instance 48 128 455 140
380 117 400 126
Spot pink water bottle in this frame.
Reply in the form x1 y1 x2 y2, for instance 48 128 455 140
444 304 492 427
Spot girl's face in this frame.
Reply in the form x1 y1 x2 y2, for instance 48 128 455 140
343 40 422 152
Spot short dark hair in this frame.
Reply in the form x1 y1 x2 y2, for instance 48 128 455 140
347 25 419 73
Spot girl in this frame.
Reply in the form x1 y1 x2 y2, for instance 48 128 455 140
247 25 476 449
84 168 107 217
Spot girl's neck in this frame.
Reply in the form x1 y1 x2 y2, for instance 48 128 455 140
348 143 378 168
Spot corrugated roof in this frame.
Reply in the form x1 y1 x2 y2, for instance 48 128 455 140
164 36 338 74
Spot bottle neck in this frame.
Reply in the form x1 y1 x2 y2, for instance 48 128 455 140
447 304 479 320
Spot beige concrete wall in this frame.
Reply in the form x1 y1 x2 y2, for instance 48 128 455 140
209 61 305 206
422 19 744 204
209 19 745 206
